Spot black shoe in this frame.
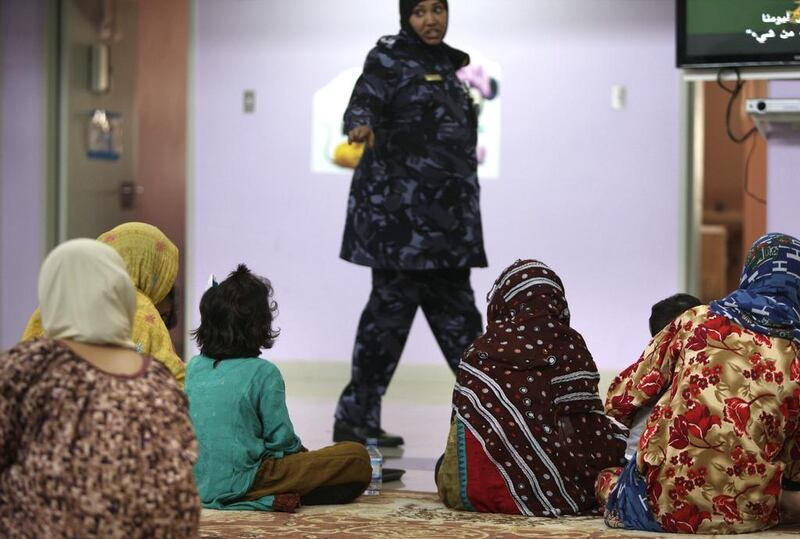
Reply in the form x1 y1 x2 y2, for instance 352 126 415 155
301 482 366 506
382 468 406 483
333 420 405 447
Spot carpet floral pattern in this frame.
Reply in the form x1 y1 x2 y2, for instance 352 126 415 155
200 490 800 539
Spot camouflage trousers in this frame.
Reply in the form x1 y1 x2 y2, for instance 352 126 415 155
335 268 483 430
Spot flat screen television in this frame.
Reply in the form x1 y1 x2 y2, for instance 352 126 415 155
678 0 800 68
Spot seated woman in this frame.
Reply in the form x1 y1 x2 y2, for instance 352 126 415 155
0 239 199 538
598 233 800 534
186 265 370 512
437 259 627 516
22 222 185 385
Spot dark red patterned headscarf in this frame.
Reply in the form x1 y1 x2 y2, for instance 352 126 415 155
452 260 627 516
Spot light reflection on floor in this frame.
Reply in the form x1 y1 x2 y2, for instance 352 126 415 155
273 359 619 494
273 359 455 493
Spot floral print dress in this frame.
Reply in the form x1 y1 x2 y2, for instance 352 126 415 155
599 305 800 534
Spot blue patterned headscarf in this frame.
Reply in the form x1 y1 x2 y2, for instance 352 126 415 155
710 233 800 343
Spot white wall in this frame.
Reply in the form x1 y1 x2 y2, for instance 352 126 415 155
190 0 683 370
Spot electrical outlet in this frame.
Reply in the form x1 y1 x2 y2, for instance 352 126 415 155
611 85 626 111
243 90 256 114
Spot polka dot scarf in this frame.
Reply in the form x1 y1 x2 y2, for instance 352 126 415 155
476 259 584 372
452 259 626 516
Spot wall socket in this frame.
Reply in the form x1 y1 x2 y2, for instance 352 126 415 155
611 85 627 111
243 90 256 113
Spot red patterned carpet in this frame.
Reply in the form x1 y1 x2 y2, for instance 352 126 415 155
199 490 800 539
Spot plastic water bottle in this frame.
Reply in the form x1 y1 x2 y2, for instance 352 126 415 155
365 438 382 496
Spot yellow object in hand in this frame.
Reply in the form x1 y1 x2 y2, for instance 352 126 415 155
334 141 365 169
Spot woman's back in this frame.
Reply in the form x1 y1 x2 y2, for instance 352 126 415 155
63 339 144 375
438 259 627 516
0 339 199 539
606 305 800 533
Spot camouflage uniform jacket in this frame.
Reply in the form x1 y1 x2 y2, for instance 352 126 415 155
340 31 488 270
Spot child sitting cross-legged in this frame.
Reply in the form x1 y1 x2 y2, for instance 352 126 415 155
186 264 371 512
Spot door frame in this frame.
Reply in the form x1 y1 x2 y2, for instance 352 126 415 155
679 67 800 297
42 0 61 252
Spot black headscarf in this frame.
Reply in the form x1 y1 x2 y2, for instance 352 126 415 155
400 0 449 36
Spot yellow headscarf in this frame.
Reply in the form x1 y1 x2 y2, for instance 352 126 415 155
22 222 185 386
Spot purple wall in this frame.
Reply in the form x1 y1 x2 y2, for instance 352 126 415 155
190 0 682 370
768 80 800 238
8 1 794 371
0 0 44 348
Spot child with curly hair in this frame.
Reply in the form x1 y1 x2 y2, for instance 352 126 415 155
186 265 370 512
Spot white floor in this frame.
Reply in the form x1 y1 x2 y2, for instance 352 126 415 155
273 359 618 493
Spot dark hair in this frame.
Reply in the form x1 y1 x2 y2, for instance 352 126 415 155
157 286 178 331
400 0 448 33
649 293 703 336
192 264 280 364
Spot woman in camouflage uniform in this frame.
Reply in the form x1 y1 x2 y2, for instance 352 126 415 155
334 0 487 447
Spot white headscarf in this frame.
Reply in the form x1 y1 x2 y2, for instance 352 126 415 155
38 239 137 348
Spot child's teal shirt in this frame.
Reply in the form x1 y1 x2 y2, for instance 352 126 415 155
185 355 302 510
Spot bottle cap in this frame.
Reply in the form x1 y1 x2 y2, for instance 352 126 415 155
366 438 378 446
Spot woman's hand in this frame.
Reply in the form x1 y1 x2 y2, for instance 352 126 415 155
347 125 375 148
